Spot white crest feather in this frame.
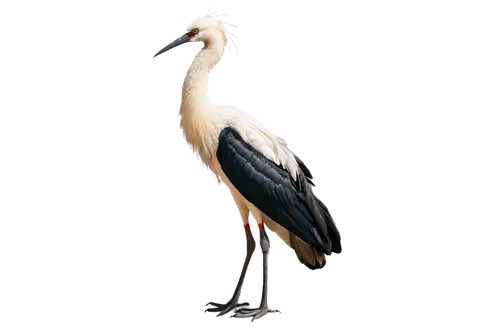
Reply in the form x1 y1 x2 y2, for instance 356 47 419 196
190 4 241 57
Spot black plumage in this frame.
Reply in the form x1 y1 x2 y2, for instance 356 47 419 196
217 126 341 257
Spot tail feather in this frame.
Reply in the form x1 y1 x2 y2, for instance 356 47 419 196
263 215 328 270
290 233 326 270
294 153 341 255
315 197 342 254
263 195 341 269
289 197 341 269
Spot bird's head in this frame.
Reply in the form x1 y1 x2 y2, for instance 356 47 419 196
154 15 235 58
185 17 228 47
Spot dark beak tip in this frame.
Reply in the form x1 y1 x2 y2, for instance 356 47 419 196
154 34 190 59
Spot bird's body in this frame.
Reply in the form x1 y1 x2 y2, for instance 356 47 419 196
179 53 336 268
155 14 341 320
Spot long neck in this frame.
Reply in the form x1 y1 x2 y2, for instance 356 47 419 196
181 41 224 114
179 38 225 169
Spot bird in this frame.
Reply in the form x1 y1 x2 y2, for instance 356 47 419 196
154 13 342 321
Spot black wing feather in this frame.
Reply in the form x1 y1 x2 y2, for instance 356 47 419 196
217 126 341 254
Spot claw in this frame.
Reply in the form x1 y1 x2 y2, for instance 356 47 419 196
205 301 228 317
205 301 225 310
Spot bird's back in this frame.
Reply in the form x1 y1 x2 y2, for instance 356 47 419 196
215 105 300 176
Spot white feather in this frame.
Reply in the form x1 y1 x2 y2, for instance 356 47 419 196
178 15 299 181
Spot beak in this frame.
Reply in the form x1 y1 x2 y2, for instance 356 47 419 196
153 33 192 58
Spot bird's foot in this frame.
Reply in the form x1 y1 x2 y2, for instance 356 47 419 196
231 305 281 321
205 299 249 317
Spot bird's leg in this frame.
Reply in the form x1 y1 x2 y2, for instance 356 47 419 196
205 224 255 316
232 223 280 321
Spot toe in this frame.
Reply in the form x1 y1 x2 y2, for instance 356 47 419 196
232 303 255 313
234 308 261 319
205 301 220 308
235 307 256 314
205 301 225 313
268 306 283 314
252 311 267 321
252 306 280 322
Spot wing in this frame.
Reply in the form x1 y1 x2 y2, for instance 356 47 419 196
217 126 341 254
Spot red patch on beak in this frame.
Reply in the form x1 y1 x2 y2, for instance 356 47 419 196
185 32 195 38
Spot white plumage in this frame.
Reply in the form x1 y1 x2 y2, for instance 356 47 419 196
154 13 341 321
178 16 299 181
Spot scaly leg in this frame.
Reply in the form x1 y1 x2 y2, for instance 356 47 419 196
232 223 280 321
205 224 255 316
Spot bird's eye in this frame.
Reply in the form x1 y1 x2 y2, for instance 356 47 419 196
191 28 199 34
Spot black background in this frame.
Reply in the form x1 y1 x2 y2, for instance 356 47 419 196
145 1 355 327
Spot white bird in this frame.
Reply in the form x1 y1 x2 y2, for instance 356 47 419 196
154 14 341 321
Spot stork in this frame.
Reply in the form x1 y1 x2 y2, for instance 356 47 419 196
154 14 342 321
